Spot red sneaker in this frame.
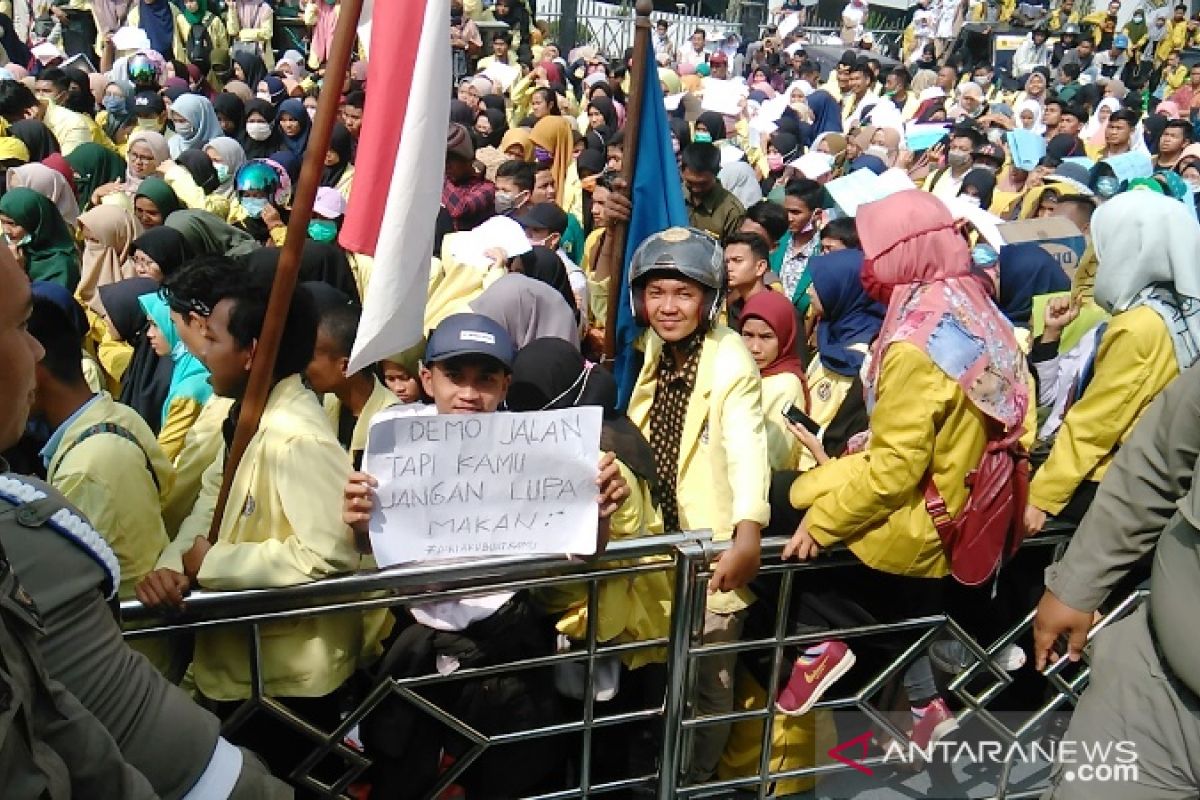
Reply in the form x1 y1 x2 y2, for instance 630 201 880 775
776 641 856 717
909 697 958 750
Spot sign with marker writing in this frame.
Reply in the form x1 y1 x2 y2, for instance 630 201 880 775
364 407 603 566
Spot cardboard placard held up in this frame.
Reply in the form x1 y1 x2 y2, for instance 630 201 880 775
997 217 1086 278
364 407 602 565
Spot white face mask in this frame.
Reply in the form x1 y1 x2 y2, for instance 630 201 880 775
246 121 272 141
257 91 271 102
866 144 890 159
306 107 316 120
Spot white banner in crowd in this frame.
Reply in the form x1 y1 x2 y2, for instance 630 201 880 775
364 408 603 566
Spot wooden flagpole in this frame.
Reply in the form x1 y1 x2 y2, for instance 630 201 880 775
205 0 364 542
601 0 654 362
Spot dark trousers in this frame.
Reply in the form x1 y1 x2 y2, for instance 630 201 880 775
213 693 343 799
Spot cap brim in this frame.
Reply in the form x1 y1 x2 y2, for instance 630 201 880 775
426 347 513 371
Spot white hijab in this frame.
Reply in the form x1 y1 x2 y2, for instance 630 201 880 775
1093 191 1200 369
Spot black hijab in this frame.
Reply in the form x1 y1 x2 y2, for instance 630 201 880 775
176 148 220 194
519 246 577 316
213 92 245 133
10 120 60 161
232 51 268 92
696 111 728 142
507 337 657 485
241 98 279 159
321 122 354 187
473 108 507 149
131 226 190 278
588 95 619 134
99 277 172 433
245 240 359 299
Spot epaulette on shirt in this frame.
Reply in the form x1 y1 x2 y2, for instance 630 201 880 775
0 474 121 600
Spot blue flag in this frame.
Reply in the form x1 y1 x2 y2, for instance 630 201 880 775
614 47 689 409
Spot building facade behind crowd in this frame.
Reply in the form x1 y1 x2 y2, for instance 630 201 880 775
1 0 1200 796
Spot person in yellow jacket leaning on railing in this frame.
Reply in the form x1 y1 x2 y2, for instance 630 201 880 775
777 191 1036 746
136 258 377 781
623 227 771 785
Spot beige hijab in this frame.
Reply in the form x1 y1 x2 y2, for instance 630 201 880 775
7 163 80 227
76 205 141 307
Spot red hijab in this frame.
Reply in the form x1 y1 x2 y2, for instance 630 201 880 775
740 291 811 407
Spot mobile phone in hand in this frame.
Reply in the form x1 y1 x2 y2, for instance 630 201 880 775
782 403 820 436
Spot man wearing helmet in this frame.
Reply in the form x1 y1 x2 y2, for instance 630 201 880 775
233 159 292 246
625 227 771 784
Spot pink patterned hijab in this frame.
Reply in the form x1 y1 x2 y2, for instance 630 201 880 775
858 190 1028 430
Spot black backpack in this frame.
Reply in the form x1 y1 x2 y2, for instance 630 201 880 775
186 16 214 73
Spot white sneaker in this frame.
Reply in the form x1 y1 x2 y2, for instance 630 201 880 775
930 640 1026 675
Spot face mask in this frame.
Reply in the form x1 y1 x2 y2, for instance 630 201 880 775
246 121 272 141
241 196 268 217
494 190 525 214
971 242 998 266
1187 179 1200 193
974 74 991 86
136 117 160 131
257 91 272 102
693 131 713 144
671 137 680 154
102 96 125 114
533 145 552 163
214 163 230 183
960 194 982 208
947 151 971 169
987 127 1005 145
1096 175 1120 197
174 122 194 138
866 144 889 159
308 219 338 242
306 107 316 120
766 152 784 171
5 232 30 247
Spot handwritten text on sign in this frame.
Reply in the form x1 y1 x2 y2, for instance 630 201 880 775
364 407 603 565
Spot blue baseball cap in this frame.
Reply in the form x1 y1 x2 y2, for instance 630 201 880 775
424 313 516 370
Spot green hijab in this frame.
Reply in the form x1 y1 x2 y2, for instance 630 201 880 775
66 143 126 210
182 0 209 25
137 291 212 425
0 187 79 290
164 208 257 257
134 176 182 221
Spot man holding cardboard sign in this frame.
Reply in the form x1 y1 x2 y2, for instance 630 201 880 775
341 312 630 797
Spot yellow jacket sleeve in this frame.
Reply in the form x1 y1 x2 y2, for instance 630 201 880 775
804 343 937 544
1029 306 1179 514
761 372 805 471
161 447 223 570
157 396 202 463
195 433 360 589
162 163 231 219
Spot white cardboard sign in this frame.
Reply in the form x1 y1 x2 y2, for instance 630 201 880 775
364 408 603 565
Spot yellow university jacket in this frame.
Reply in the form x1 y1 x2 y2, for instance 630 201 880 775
158 376 367 701
47 392 176 598
161 395 234 538
627 325 771 613
761 371 807 471
789 342 1038 578
1029 305 1179 514
322 378 400 464
540 460 673 669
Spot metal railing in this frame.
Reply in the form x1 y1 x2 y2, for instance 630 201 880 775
121 524 1138 799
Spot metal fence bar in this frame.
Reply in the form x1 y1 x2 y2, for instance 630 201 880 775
121 527 1132 799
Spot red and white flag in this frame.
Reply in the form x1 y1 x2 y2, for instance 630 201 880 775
341 0 449 373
